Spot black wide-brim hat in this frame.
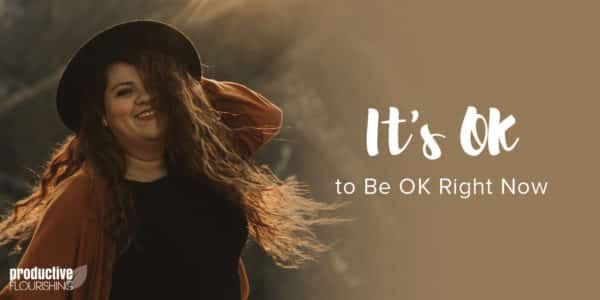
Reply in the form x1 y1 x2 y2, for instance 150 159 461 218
56 20 203 132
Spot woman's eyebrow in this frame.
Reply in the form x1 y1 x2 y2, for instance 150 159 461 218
111 81 134 91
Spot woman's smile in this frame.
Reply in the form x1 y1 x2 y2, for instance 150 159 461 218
135 109 156 120
134 108 158 123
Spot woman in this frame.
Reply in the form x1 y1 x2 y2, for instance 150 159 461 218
0 20 341 300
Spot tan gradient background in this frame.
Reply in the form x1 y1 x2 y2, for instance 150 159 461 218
1 0 597 299
278 0 599 299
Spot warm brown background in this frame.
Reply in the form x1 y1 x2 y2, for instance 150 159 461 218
1 0 598 299
299 1 599 299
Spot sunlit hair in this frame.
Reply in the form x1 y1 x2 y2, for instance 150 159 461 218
0 49 345 268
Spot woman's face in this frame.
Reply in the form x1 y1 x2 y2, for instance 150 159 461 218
103 62 168 147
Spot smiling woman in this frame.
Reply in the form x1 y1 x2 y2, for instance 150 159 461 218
0 20 343 300
102 62 170 182
104 62 168 144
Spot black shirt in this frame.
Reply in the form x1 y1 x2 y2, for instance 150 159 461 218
109 174 249 299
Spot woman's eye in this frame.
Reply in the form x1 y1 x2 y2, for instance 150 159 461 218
116 88 133 97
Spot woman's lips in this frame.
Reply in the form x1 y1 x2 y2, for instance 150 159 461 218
135 109 156 120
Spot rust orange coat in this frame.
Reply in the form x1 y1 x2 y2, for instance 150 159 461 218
0 78 283 300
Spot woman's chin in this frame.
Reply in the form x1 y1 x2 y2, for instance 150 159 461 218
132 129 165 143
140 133 165 142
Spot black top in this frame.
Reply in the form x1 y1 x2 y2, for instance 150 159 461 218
109 174 248 300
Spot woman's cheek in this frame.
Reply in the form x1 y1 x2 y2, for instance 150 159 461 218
107 99 133 123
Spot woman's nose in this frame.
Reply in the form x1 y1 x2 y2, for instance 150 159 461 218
136 90 152 105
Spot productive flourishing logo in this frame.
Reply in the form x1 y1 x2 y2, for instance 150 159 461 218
8 265 87 291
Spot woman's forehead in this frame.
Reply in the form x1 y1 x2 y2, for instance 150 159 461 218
105 62 142 86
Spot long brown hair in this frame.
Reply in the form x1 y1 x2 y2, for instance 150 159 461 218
0 49 345 268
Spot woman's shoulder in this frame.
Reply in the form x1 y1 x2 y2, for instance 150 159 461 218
46 166 110 221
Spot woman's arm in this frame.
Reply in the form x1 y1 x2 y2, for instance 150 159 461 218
202 78 280 298
0 173 96 300
201 77 283 157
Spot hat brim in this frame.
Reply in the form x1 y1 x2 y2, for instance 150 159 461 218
56 20 203 132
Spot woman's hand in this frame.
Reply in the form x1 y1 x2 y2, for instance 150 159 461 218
201 77 283 157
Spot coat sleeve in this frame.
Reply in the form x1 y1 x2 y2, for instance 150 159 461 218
238 257 250 300
0 175 94 300
201 77 283 157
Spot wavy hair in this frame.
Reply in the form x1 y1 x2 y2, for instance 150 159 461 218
0 49 345 268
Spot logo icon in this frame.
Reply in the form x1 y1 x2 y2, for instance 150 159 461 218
65 265 88 290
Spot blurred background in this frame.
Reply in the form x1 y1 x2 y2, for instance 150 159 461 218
1 0 599 299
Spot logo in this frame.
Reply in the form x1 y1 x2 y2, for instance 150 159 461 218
8 265 87 292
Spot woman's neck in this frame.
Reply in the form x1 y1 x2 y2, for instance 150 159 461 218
124 151 167 182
